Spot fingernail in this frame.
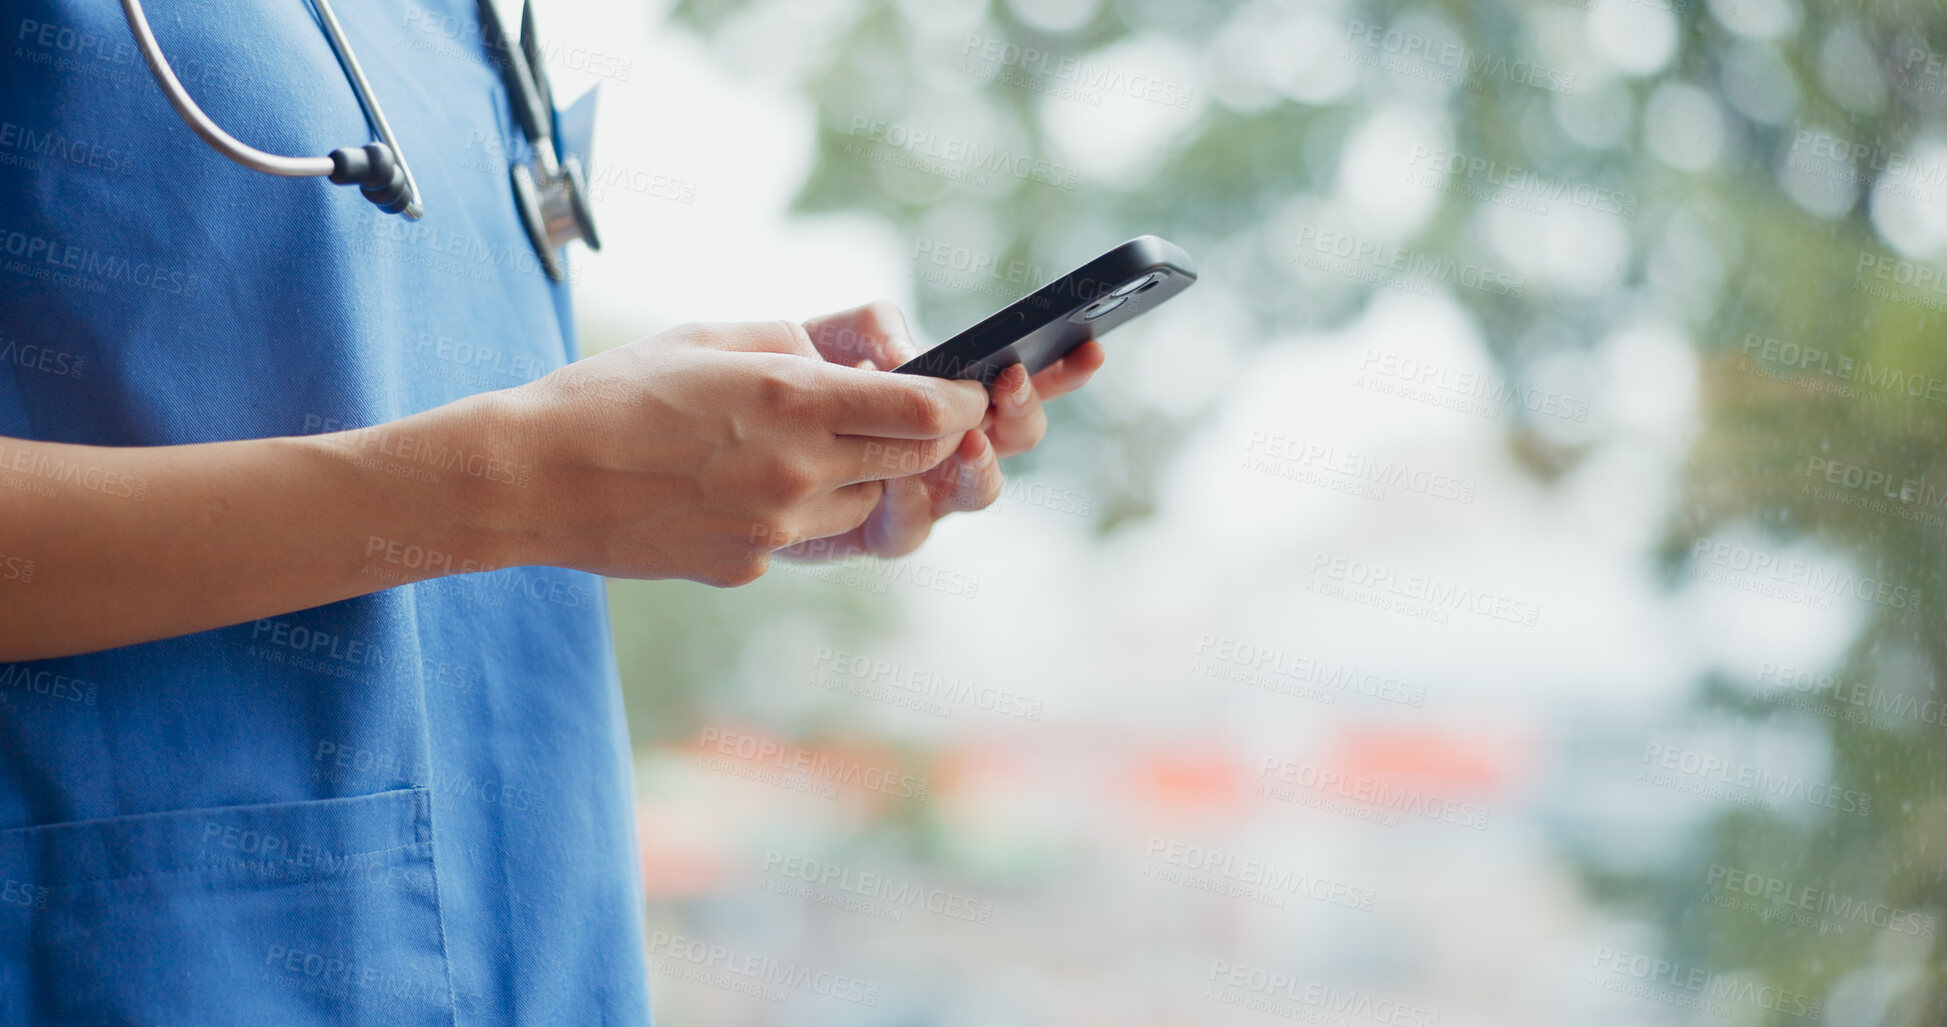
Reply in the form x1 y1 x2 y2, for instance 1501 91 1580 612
1010 370 1033 407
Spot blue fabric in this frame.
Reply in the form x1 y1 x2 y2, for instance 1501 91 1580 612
0 1 651 1023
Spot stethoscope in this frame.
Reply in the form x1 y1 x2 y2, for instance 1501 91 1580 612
118 0 599 281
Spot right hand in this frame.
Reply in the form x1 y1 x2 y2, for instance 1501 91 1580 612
477 320 988 586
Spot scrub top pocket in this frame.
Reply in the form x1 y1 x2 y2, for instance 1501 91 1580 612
0 787 455 1026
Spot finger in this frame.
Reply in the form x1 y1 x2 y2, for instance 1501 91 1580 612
723 320 823 359
983 364 1047 459
788 432 1003 561
926 429 1002 514
763 480 884 554
1029 339 1107 401
803 301 920 370
863 472 940 557
779 474 932 562
831 433 965 485
775 534 858 562
815 366 988 439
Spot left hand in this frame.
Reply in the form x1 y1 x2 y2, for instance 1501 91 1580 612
781 301 1106 560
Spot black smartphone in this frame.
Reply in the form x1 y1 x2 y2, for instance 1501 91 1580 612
893 235 1197 386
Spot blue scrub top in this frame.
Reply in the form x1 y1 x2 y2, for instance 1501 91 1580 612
0 1 652 1023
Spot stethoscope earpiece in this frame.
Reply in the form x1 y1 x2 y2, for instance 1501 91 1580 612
328 143 410 214
120 0 424 219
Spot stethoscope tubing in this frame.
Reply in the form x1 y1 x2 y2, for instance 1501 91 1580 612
118 0 335 179
311 0 424 217
118 0 596 277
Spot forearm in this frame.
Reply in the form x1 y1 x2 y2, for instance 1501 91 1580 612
0 317 996 659
0 390 531 662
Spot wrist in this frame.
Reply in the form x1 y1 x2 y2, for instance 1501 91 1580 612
290 389 548 583
425 386 550 573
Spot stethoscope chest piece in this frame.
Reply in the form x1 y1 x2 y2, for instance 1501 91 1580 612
486 0 600 282
512 153 600 283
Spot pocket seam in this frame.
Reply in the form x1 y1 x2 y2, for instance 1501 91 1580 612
0 788 433 890
46 839 428 891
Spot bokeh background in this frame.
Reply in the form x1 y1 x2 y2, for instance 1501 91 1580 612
519 0 1947 1021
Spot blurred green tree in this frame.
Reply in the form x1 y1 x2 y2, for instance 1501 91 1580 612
642 1 1947 1018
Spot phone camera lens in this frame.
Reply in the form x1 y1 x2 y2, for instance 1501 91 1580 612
1111 272 1164 297
1080 295 1127 320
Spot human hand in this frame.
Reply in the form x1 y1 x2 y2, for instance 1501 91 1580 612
786 301 1107 560
483 319 988 585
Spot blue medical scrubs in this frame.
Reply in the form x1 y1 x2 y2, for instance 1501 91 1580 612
0 1 652 1022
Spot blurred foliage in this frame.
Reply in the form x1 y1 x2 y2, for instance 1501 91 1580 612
609 572 884 744
635 0 1947 1019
